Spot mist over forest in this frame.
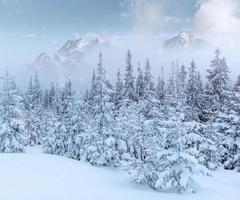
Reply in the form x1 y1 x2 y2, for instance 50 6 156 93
1 0 240 90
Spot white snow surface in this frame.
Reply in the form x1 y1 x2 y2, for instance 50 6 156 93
0 146 239 200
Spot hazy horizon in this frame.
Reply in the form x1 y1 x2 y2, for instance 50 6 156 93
0 0 240 88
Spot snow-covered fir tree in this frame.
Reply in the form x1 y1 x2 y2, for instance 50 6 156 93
42 79 74 156
205 49 231 113
0 72 27 152
123 50 137 104
24 72 45 145
83 53 119 166
114 69 124 112
136 64 145 101
177 65 187 104
185 61 203 121
210 75 240 171
166 63 177 106
155 67 165 103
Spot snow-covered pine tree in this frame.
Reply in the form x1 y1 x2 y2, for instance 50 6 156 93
113 69 124 112
85 70 97 119
84 53 119 167
230 76 240 171
59 79 74 128
143 59 155 99
203 50 235 169
66 101 87 160
154 67 168 117
24 77 34 110
177 65 187 104
138 59 159 119
166 62 177 106
24 77 38 145
33 71 42 107
185 61 203 121
123 50 137 104
116 102 145 161
205 49 231 114
234 75 240 92
212 76 240 170
43 89 49 109
124 117 207 193
42 80 74 156
0 72 26 152
24 72 45 145
48 82 57 110
42 118 67 155
136 64 145 101
155 67 165 103
115 61 158 166
186 61 198 107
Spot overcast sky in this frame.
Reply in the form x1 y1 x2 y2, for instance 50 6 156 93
0 0 239 66
0 0 200 63
0 0 197 34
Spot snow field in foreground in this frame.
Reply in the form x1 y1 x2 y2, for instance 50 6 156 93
0 150 239 200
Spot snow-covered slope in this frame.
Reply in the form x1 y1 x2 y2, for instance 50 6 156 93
163 31 207 51
0 148 240 200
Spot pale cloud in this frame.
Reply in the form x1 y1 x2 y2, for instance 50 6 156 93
120 12 130 18
24 34 37 38
1 0 21 5
164 16 184 23
0 32 39 38
122 0 191 35
132 0 165 35
9 32 16 37
191 0 240 40
73 32 81 39
41 26 47 31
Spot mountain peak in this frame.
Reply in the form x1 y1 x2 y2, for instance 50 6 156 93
33 33 111 71
163 30 207 51
34 52 54 67
58 34 108 58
